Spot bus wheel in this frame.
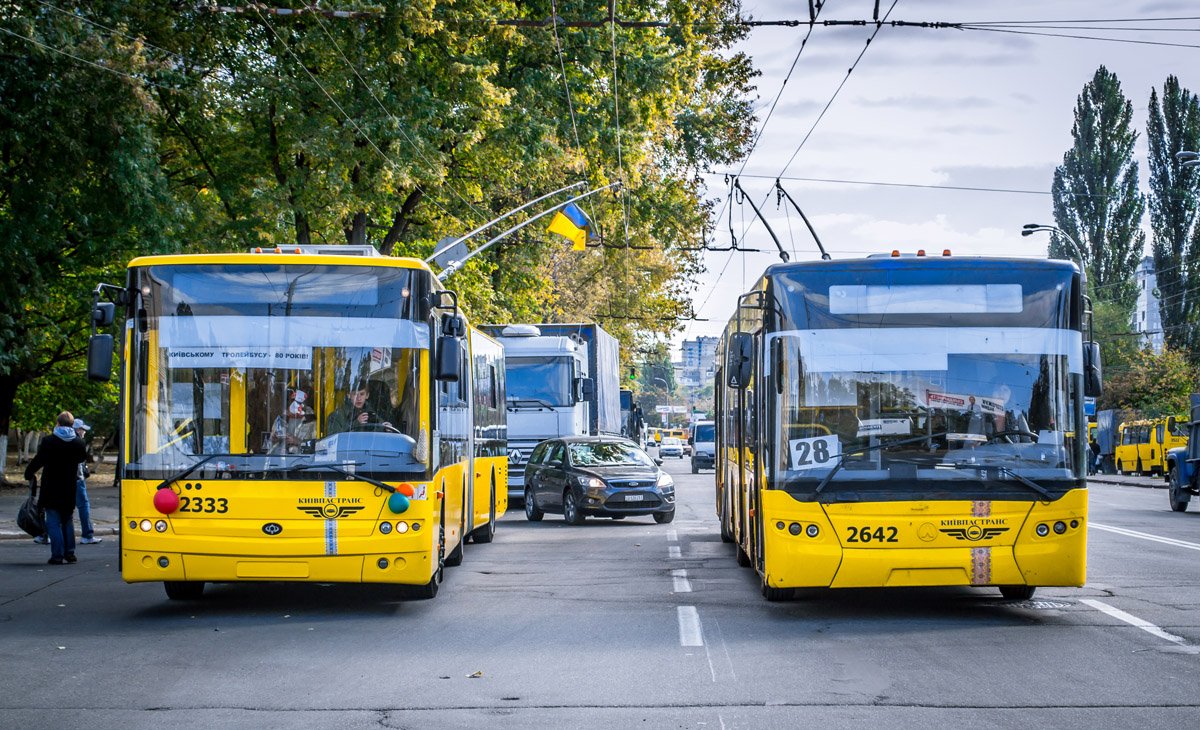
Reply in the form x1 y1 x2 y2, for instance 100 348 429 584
719 499 733 544
164 581 204 601
445 505 465 567
761 575 791 602
736 542 751 567
472 482 497 544
1169 467 1190 512
999 585 1035 600
1115 461 1124 475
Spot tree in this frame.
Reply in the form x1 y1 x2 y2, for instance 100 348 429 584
1101 347 1197 417
1146 76 1200 358
0 5 174 478
1051 66 1145 307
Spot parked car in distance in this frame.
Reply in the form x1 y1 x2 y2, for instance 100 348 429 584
689 420 715 473
524 436 676 524
659 436 684 459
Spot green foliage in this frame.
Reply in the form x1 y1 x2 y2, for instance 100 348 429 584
1101 347 1197 417
1094 299 1141 398
1146 76 1200 359
1051 66 1145 307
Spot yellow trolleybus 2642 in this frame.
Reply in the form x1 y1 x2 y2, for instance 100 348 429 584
714 254 1102 601
86 245 505 601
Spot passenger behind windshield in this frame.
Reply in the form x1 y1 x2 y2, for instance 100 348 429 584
327 381 397 434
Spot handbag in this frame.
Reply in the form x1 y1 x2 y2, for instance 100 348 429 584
17 486 45 538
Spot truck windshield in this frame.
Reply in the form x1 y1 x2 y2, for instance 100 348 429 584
126 264 432 481
506 356 574 407
693 424 715 442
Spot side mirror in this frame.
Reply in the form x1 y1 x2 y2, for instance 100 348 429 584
92 302 115 328
87 334 114 382
687 436 694 445
654 457 663 466
435 335 460 382
1083 341 1102 398
576 377 596 401
725 332 753 389
1168 416 1177 433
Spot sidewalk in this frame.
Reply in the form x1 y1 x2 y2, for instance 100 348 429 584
1088 473 1167 489
0 481 120 540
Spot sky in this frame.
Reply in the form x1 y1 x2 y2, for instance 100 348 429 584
674 0 1200 352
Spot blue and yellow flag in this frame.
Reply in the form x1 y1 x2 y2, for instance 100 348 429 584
547 202 591 251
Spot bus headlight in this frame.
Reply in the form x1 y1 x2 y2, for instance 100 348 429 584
1053 521 1067 534
1036 524 1050 537
154 520 167 533
379 522 392 534
805 524 820 538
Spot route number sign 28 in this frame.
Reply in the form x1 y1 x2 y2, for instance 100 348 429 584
789 435 840 470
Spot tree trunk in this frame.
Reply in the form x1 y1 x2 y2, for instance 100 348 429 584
0 374 20 484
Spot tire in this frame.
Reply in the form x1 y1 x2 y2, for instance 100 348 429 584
410 521 445 599
1116 460 1124 475
525 487 544 521
736 542 751 567
1169 467 1190 512
761 576 791 602
563 490 586 525
653 510 675 524
999 585 1035 600
471 482 497 543
719 494 733 543
164 581 205 601
691 462 699 474
610 516 625 520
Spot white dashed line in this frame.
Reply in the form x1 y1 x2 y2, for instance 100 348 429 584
1080 598 1186 645
668 545 682 559
678 605 704 646
667 529 678 542
1091 523 1200 552
672 569 692 593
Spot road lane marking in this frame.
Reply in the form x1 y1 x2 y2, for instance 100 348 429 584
678 605 704 646
669 545 682 558
667 529 678 542
672 569 692 593
1090 522 1200 552
1080 598 1186 645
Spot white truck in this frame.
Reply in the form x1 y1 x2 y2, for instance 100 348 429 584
481 323 621 501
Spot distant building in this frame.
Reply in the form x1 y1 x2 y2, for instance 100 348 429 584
679 336 718 388
1133 256 1163 353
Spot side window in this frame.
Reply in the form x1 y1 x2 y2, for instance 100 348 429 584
530 443 547 465
1157 424 1165 444
549 443 565 465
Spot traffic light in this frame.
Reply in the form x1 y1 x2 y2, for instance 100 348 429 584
628 366 637 381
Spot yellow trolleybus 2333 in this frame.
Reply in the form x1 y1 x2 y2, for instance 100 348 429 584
85 245 505 601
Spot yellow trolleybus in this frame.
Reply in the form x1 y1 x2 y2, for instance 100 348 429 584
86 245 505 600
715 254 1102 600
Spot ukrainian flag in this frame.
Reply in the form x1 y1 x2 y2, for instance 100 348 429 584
547 202 591 251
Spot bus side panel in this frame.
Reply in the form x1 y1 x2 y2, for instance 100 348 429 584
471 454 507 530
1012 489 1087 587
434 462 468 557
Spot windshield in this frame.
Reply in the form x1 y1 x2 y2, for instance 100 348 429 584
126 263 432 481
506 356 574 407
569 442 653 467
693 424 715 442
766 262 1085 499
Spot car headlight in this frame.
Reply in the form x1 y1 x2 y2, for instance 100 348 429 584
576 475 606 490
656 472 674 489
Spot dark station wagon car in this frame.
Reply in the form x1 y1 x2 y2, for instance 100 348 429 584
523 436 676 524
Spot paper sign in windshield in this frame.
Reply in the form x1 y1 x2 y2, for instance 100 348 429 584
790 435 840 470
926 389 1005 416
169 347 312 370
857 418 911 437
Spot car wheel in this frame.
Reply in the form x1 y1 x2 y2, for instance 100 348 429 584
1169 467 1190 512
564 489 586 525
999 585 1035 600
653 510 675 524
691 462 699 474
525 487 544 522
164 581 204 601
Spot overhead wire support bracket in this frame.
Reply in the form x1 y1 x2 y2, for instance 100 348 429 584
732 177 788 262
774 180 831 260
437 182 622 281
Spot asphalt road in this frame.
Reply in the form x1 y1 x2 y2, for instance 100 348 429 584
3 457 1200 728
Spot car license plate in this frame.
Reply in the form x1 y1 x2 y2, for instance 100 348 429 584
625 494 645 502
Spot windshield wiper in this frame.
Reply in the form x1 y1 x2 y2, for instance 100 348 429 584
940 463 1054 500
291 461 396 493
813 432 949 496
153 454 218 492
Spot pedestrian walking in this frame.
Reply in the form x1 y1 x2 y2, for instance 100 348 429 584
73 417 102 544
24 411 89 565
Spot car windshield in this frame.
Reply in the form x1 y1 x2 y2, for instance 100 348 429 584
569 442 653 467
662 438 681 446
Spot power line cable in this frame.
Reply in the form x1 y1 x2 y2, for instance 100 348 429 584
958 25 1200 50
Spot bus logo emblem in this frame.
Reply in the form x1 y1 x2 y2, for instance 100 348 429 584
297 503 365 519
262 523 283 535
940 525 1008 542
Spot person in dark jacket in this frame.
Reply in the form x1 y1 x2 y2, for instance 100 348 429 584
25 411 88 565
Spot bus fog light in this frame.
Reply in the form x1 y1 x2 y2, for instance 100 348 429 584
377 558 389 569
776 521 785 530
379 522 392 534
1053 521 1067 534
140 520 153 532
157 556 169 568
411 522 421 532
805 524 819 538
129 520 138 530
396 522 409 534
154 520 167 533
1070 520 1079 529
1036 524 1050 537
788 522 802 536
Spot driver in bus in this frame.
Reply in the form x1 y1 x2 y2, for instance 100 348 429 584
327 382 395 435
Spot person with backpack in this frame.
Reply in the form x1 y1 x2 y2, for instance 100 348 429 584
24 412 89 565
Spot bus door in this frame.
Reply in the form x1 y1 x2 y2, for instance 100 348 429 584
1137 425 1153 471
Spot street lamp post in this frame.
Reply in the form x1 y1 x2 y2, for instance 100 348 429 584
1021 223 1088 288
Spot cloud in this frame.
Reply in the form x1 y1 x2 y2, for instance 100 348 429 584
858 95 996 111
